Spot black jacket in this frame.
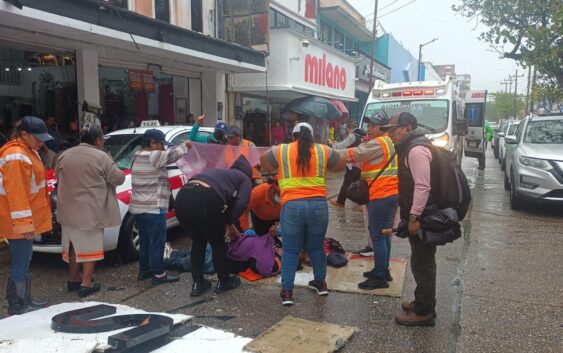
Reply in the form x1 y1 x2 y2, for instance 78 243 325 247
192 155 253 224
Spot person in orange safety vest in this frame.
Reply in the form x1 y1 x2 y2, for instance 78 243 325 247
334 112 399 291
0 116 53 315
260 122 345 306
238 178 281 236
227 125 262 185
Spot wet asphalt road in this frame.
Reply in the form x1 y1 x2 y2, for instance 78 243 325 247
1 149 562 352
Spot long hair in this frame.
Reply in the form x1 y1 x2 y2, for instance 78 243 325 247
296 126 314 174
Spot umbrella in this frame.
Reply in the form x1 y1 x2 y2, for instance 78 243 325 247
330 99 349 121
281 96 342 120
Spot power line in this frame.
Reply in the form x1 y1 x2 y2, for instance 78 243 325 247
379 0 418 18
363 0 407 20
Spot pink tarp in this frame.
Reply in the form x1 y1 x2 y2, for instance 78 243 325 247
177 143 271 177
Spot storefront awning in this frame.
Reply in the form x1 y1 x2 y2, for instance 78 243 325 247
0 0 265 74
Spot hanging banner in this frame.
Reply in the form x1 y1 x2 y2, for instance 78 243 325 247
128 69 155 92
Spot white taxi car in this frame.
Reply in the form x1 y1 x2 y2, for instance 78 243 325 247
34 124 213 260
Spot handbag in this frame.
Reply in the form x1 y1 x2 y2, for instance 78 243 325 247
346 152 396 205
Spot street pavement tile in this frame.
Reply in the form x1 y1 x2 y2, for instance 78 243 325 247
456 295 561 353
244 316 356 353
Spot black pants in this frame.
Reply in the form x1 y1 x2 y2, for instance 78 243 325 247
250 211 278 236
336 166 361 205
408 235 437 315
175 184 232 283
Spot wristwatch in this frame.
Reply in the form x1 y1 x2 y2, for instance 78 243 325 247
409 214 420 222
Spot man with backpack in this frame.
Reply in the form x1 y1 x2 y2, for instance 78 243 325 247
383 112 438 326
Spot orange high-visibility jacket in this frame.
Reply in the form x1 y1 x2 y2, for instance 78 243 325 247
0 140 52 239
225 139 262 181
277 142 329 205
357 136 398 200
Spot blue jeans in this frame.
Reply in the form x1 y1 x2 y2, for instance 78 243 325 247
368 195 399 280
8 239 33 282
136 213 167 275
164 244 214 273
281 198 328 290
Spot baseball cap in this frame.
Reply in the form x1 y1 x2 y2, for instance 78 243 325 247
227 125 241 137
20 116 54 142
142 129 170 146
381 112 418 130
292 122 314 136
214 122 228 134
366 112 389 125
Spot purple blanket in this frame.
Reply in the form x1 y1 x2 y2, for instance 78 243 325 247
227 234 276 276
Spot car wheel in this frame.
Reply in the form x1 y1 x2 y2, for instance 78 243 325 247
494 143 499 159
504 171 510 190
501 158 506 171
509 173 524 210
118 213 140 262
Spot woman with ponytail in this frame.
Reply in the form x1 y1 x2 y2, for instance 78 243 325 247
260 121 345 306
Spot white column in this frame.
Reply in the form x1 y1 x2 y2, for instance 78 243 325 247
75 47 100 122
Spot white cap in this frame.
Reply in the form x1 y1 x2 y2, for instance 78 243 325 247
292 122 314 136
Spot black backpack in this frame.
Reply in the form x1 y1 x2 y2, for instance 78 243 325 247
429 146 472 221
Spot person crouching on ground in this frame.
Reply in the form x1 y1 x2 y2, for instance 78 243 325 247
56 123 125 297
260 122 345 306
175 155 253 297
383 112 437 327
130 129 192 285
0 116 53 314
238 178 281 237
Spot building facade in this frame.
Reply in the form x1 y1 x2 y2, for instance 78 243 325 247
375 33 419 84
0 0 265 135
317 0 390 122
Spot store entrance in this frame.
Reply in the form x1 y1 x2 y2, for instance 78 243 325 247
0 44 77 150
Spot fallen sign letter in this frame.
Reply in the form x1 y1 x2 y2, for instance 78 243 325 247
51 304 173 350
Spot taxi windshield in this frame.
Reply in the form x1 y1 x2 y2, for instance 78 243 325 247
104 134 143 170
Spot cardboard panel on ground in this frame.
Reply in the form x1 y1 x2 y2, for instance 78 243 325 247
244 316 356 353
249 255 407 298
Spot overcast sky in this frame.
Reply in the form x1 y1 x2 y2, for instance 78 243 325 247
346 0 529 94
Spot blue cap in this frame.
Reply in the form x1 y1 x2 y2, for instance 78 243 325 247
215 121 228 134
20 116 54 142
367 112 389 125
142 129 170 146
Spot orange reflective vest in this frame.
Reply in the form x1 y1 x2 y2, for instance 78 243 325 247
225 139 261 181
360 136 398 200
277 142 329 205
0 140 52 239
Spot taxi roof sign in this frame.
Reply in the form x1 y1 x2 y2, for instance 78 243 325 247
139 120 161 127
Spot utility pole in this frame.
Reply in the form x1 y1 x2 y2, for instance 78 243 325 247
512 69 525 119
506 75 515 93
525 66 532 114
501 81 510 93
368 0 379 92
530 66 537 113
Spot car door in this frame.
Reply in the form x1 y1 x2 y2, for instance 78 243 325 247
506 120 526 180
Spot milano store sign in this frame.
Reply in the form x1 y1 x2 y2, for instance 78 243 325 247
231 28 356 101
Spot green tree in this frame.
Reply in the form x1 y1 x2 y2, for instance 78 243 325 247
488 92 525 119
453 1 562 90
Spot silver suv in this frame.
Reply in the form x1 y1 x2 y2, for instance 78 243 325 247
504 114 563 209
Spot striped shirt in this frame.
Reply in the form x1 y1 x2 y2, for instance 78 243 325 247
129 144 189 214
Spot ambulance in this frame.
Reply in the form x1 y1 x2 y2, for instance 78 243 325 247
360 76 468 164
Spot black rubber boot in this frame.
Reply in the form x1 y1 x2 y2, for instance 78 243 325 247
6 277 32 315
26 275 47 308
